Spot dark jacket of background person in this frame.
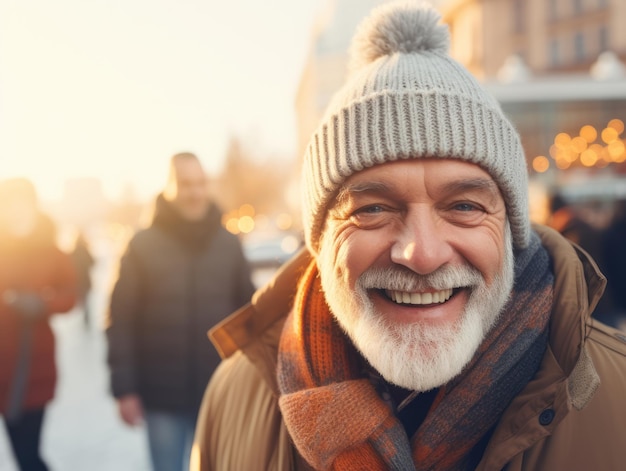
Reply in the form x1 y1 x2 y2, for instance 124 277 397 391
191 225 626 471
548 195 617 324
0 213 77 416
106 195 256 415
604 204 626 304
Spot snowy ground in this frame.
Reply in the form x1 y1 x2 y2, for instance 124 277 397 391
0 234 151 471
0 228 278 471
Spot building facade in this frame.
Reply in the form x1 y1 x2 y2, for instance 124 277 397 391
442 0 625 79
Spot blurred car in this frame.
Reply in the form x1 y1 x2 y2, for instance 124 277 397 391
243 233 301 269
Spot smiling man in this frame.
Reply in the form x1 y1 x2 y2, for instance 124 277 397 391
192 2 626 470
318 159 515 395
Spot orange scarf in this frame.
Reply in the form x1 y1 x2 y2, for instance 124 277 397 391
277 232 553 470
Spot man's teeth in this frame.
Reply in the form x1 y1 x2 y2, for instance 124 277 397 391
386 288 454 305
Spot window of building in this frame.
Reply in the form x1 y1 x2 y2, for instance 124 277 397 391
599 26 609 52
573 0 584 15
548 0 558 21
513 0 525 33
550 38 560 67
574 32 586 62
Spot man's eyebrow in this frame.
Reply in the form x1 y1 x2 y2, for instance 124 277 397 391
441 178 500 197
336 178 498 200
335 181 393 203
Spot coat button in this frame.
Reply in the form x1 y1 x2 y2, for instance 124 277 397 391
539 408 555 426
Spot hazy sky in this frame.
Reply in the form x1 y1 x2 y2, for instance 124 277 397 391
0 0 326 201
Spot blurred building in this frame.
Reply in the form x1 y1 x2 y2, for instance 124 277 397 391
442 0 624 79
295 0 626 213
442 0 626 206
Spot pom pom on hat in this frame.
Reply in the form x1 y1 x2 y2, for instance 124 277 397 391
302 0 531 253
349 1 450 73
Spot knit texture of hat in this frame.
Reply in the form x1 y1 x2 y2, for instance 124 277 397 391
302 0 530 253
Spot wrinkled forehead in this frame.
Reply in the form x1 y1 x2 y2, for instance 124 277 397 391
333 158 504 207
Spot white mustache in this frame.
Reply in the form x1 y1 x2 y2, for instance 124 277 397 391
357 264 483 292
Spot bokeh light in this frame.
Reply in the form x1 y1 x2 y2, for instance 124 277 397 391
238 204 255 218
602 127 619 144
554 133 571 148
546 119 626 170
237 215 255 234
608 118 624 135
276 213 293 231
570 136 588 153
580 149 598 167
580 125 598 143
532 156 550 173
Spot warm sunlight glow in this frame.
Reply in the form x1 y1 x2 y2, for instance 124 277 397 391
0 0 323 203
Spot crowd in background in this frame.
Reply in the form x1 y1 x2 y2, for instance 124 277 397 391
547 193 626 330
0 152 255 471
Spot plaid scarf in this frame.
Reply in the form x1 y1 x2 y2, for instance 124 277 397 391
277 231 553 470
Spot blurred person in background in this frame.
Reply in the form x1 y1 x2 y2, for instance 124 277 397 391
105 152 255 471
548 193 618 326
602 199 626 330
0 177 77 471
192 2 626 470
547 193 600 250
70 230 95 328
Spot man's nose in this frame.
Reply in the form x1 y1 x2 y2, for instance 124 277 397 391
390 207 454 275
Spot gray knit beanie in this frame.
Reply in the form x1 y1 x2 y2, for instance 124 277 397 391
302 0 530 253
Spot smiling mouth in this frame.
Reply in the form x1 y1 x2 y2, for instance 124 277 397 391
384 288 457 305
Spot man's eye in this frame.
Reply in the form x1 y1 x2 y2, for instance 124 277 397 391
354 204 385 215
453 202 480 212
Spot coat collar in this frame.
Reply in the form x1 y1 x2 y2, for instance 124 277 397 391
208 247 310 361
534 224 605 377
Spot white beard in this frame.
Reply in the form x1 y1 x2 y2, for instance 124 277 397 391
318 223 515 392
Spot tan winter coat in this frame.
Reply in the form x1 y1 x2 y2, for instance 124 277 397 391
191 225 626 471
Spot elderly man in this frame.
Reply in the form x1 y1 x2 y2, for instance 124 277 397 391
192 2 626 470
